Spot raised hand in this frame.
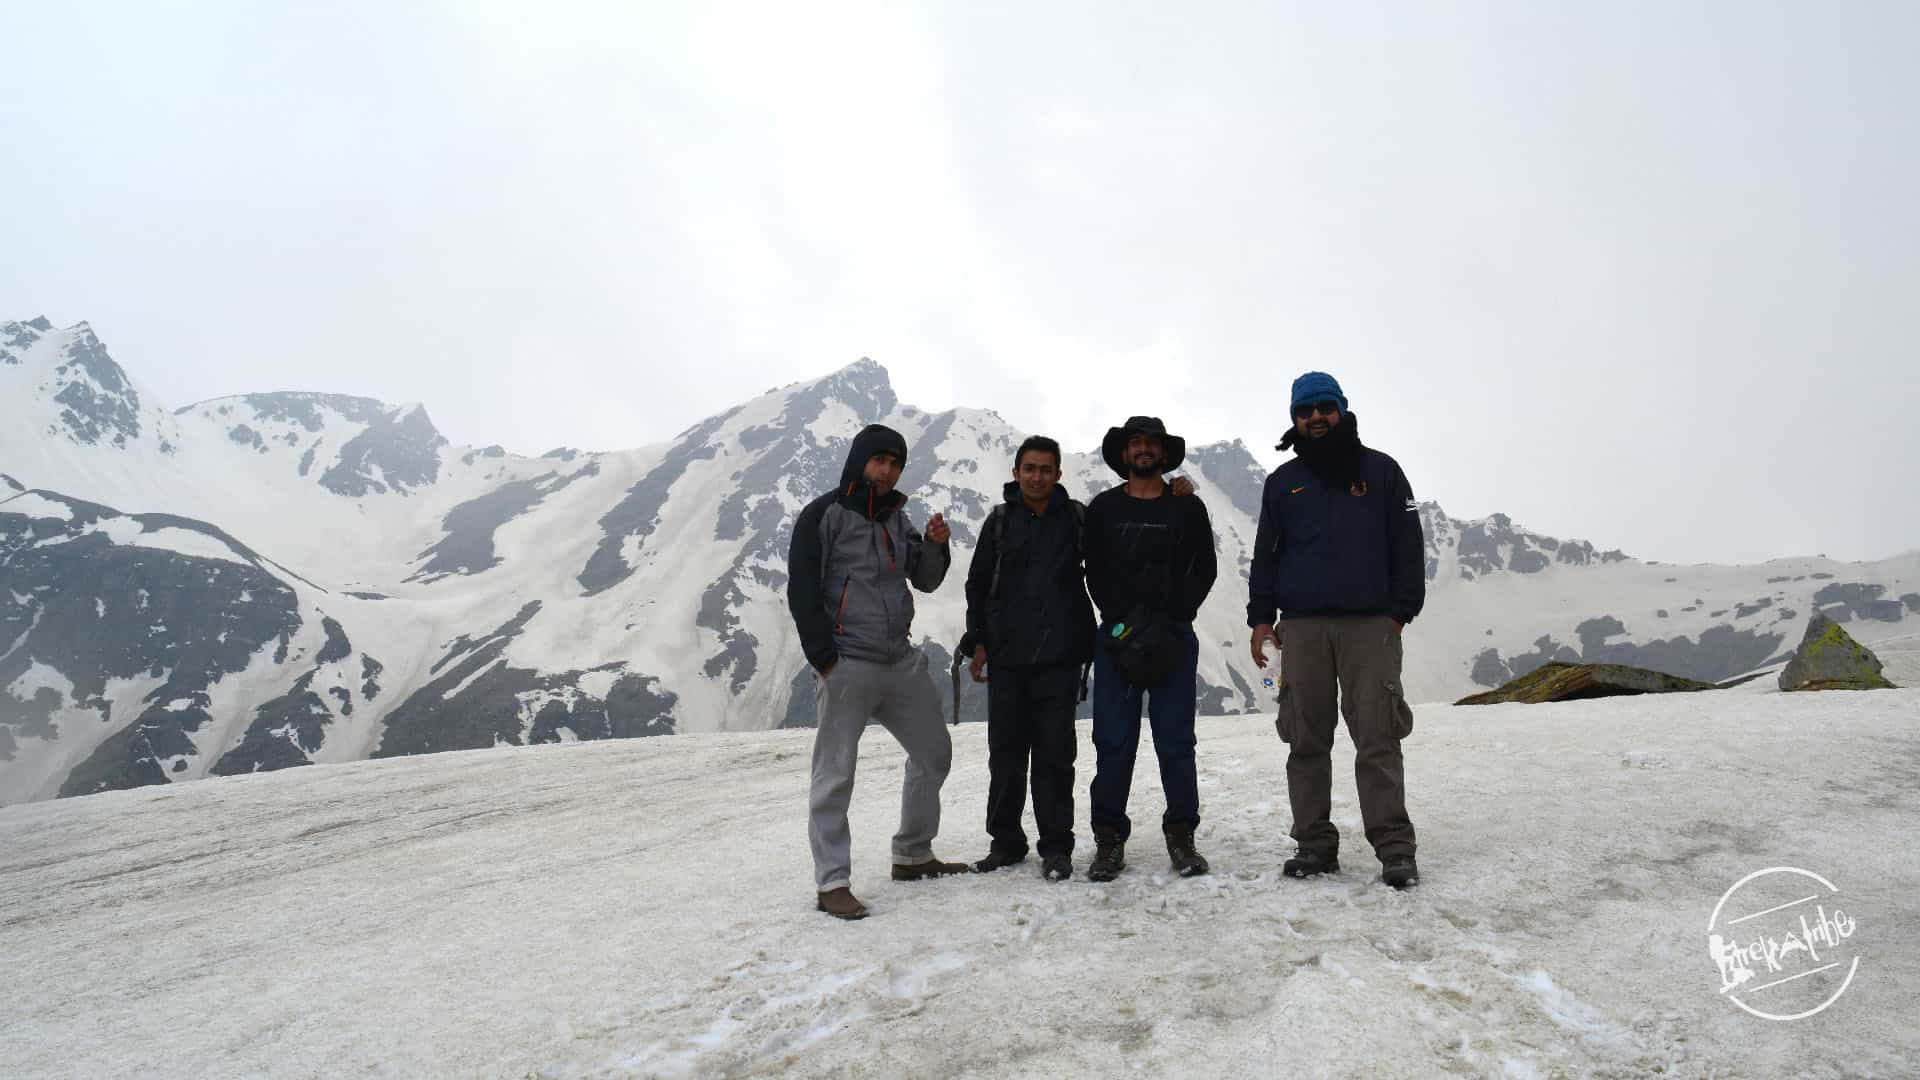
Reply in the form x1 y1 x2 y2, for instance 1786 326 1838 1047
925 512 951 544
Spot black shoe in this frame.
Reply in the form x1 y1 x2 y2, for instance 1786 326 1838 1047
1382 857 1419 889
1164 826 1210 877
1087 831 1126 882
1283 848 1339 878
1041 854 1073 882
972 849 1027 874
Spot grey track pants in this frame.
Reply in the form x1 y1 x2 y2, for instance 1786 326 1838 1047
809 651 953 892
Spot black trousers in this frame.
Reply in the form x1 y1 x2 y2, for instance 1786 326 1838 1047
985 663 1080 859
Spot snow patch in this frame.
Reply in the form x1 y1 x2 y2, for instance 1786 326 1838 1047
0 491 76 521
6 660 72 704
6 696 1917 1073
573 667 621 702
882 952 969 999
1514 968 1642 1058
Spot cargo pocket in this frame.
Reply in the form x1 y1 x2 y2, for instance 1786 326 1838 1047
1274 682 1297 744
1382 679 1414 740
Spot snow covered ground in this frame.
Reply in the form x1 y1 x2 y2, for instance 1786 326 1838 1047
3 688 1916 1079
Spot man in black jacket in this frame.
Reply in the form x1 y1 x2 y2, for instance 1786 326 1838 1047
962 435 1095 882
1083 416 1218 882
1248 372 1425 889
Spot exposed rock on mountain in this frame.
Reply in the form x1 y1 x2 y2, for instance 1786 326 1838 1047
1778 614 1897 691
1456 662 1720 705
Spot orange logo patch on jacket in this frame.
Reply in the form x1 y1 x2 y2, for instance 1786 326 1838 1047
1349 480 1368 496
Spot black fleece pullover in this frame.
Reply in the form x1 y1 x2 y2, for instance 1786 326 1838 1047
1083 485 1217 626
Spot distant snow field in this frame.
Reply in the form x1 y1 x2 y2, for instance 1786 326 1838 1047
3 690 1915 1078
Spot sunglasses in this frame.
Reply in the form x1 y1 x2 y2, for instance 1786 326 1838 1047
1292 400 1341 420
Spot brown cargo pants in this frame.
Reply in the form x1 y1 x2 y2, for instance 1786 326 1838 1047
1274 615 1417 861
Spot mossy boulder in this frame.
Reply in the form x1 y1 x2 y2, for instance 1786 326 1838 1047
1778 614 1896 691
1456 661 1720 705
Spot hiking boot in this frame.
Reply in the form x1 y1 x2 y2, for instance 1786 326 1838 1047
972 849 1027 874
1164 826 1210 877
892 857 971 882
1087 830 1126 882
1283 847 1339 879
1382 857 1419 890
816 887 869 920
1041 854 1073 882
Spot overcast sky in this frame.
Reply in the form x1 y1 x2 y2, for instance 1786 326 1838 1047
5 2 1916 564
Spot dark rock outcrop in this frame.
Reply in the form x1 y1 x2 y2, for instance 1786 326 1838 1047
1 491 304 799
48 325 145 449
319 404 448 497
1777 614 1896 691
1456 662 1720 705
373 602 676 756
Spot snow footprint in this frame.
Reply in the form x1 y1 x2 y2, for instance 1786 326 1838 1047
882 951 970 1000
589 959 875 1077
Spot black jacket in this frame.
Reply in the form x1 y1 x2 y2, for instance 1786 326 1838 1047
963 482 1096 667
1083 485 1217 626
1247 415 1425 627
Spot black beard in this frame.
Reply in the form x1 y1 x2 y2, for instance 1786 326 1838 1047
1287 412 1364 486
1128 460 1161 478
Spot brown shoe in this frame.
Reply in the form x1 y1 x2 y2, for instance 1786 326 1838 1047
816 887 869 920
891 857 970 882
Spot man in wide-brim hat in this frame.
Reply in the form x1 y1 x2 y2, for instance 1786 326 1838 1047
1080 415 1218 882
1099 415 1187 478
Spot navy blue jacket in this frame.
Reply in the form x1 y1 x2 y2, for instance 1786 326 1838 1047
1247 446 1426 627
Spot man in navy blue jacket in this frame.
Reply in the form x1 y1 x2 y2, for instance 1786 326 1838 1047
1248 372 1426 889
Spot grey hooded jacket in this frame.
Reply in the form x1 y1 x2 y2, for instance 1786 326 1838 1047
786 426 951 672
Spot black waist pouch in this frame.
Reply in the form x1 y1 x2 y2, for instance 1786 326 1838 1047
1105 605 1183 688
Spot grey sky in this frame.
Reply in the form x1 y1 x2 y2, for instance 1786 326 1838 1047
5 2 1916 564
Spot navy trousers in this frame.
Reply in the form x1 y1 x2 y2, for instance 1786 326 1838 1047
1089 625 1200 840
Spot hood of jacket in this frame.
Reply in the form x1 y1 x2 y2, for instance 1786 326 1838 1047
837 424 910 519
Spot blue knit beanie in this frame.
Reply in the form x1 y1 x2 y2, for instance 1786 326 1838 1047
1290 371 1348 413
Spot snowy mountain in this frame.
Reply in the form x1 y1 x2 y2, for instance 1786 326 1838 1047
5 684 1916 1076
4 315 1918 805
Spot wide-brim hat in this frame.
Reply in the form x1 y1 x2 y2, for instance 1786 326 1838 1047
1101 415 1187 477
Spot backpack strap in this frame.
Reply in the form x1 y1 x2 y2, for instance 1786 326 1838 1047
950 648 963 726
992 499 1083 602
984 504 1009 605
959 506 1008 729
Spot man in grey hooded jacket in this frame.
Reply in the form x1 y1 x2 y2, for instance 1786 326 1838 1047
787 423 966 920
